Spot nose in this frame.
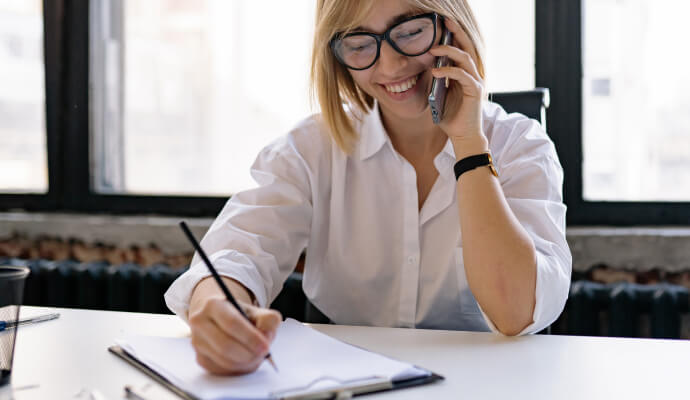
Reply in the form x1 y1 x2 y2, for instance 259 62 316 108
376 40 407 76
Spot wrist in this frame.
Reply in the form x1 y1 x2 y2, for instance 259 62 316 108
450 134 489 160
190 276 255 314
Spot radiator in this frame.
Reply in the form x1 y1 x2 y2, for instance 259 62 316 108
551 280 690 339
14 258 181 314
3 257 689 338
1 257 309 320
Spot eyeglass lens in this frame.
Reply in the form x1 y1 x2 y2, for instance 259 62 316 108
335 17 436 70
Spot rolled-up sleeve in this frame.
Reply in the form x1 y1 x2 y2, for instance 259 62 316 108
480 116 572 335
164 132 314 322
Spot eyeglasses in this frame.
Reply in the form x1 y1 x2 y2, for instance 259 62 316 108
330 13 440 71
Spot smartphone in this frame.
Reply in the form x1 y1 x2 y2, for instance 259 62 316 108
428 27 453 124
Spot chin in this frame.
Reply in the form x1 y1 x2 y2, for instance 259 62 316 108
379 97 431 122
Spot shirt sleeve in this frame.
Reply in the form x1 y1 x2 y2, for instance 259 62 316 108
164 132 315 322
481 114 572 335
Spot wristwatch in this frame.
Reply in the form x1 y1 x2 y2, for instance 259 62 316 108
454 152 498 180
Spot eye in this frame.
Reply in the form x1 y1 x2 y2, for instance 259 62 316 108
395 28 424 40
348 43 374 52
342 36 375 52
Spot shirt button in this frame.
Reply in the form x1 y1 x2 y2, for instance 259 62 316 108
407 255 418 264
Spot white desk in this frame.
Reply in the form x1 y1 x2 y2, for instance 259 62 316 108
5 306 690 399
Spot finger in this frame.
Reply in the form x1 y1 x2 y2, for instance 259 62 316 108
432 67 483 98
194 338 256 373
207 299 270 356
429 46 481 83
196 352 231 375
192 317 257 365
196 351 263 376
252 308 282 342
442 18 480 67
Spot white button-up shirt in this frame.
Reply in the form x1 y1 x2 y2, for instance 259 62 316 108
165 101 572 335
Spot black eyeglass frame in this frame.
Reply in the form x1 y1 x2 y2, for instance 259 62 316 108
329 12 441 71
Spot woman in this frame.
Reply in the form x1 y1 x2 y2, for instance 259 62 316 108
165 0 571 375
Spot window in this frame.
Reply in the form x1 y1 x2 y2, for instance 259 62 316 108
90 0 316 197
537 0 690 224
4 0 686 224
582 0 690 201
0 0 47 193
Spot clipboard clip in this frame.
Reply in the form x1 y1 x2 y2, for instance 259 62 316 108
271 375 393 400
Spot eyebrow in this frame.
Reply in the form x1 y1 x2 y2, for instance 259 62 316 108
353 10 422 33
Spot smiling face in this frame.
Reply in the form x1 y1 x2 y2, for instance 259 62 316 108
347 0 440 124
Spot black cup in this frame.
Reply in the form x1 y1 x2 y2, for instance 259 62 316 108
0 266 30 387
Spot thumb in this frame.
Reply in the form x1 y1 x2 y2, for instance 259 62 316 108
245 304 282 342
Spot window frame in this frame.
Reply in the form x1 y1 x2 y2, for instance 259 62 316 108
536 0 690 225
1 0 689 223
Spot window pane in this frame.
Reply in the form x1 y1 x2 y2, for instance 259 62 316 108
0 0 47 193
91 0 315 196
468 0 535 92
583 0 690 201
91 0 532 197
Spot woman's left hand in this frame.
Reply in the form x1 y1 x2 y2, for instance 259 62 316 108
429 18 486 145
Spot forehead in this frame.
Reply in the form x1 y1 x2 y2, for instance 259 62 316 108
355 0 423 33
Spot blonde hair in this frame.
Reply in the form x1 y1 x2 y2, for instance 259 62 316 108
310 0 487 154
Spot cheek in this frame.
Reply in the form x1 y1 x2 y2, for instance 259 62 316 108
348 70 379 99
349 71 372 90
417 53 437 68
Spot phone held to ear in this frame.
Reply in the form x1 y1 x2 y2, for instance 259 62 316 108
428 27 453 124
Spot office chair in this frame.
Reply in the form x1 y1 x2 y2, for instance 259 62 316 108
489 87 550 128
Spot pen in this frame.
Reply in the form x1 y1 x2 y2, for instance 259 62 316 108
179 221 279 372
0 312 60 332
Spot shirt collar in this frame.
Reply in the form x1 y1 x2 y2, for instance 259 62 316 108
358 102 390 161
440 138 456 159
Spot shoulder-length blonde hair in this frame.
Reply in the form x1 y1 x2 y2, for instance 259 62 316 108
310 0 486 154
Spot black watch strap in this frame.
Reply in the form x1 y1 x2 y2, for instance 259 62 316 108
454 153 498 180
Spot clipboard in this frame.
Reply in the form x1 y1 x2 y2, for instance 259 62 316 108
109 344 443 400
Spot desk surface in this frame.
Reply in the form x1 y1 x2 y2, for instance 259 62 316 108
5 306 690 399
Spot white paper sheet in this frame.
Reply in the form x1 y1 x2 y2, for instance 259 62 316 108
116 319 429 400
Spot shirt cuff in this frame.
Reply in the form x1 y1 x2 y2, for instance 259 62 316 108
476 251 565 335
164 258 268 323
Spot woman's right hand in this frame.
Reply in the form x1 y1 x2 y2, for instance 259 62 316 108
188 277 282 375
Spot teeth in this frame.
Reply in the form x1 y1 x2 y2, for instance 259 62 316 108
385 75 418 93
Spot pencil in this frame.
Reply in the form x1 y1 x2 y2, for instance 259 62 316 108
179 221 279 372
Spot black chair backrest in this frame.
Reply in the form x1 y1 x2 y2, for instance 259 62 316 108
489 87 550 128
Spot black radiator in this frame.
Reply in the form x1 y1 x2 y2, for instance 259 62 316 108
3 257 689 338
551 280 689 339
14 258 181 314
1 257 310 319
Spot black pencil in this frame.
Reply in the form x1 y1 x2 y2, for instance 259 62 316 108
179 221 278 372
